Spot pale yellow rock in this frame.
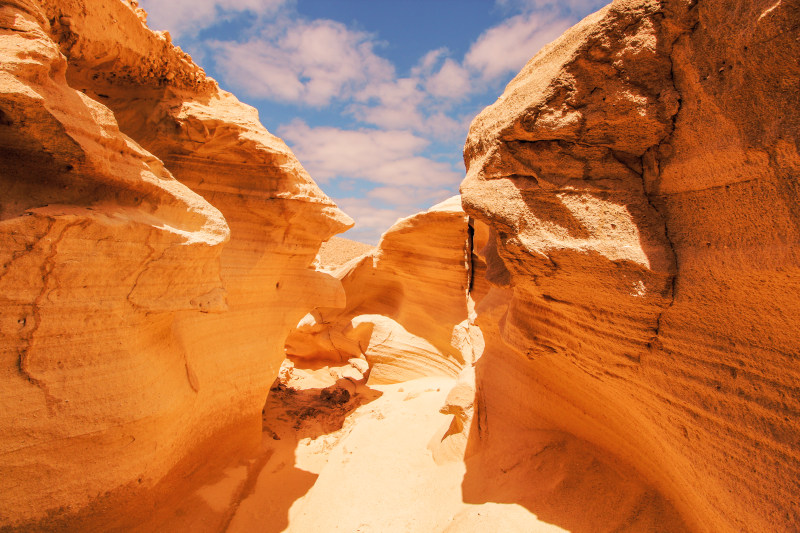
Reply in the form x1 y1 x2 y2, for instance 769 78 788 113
351 313 462 384
429 365 476 464
286 196 474 383
315 236 375 271
347 357 370 375
0 0 350 529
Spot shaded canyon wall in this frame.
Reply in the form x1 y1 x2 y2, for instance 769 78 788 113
460 0 800 531
0 0 350 528
1 0 798 530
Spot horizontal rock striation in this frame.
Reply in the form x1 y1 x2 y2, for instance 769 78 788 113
0 0 350 529
461 0 800 531
315 236 376 271
286 196 479 384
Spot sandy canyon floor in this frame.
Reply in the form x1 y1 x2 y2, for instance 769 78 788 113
139 370 550 532
128 358 685 533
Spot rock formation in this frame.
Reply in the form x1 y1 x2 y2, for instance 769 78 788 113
2 0 798 530
461 0 800 531
0 0 350 529
314 236 375 272
286 196 478 384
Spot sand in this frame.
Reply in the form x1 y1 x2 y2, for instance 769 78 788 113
116 356 684 532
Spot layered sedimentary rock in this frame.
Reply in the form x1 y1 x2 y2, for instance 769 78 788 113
315 236 375 271
461 0 800 531
286 196 477 384
4 0 798 529
0 0 350 529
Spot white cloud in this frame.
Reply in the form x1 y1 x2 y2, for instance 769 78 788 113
496 0 609 16
138 0 286 37
464 12 572 81
348 101 466 143
422 111 466 142
336 196 440 245
367 186 452 206
347 59 468 139
350 77 427 130
337 185 453 244
334 198 415 244
278 121 462 189
410 48 448 78
278 121 463 244
210 20 394 106
425 59 471 100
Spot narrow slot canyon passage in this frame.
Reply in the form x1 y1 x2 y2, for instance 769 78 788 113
122 219 689 533
132 358 688 533
1 0 798 531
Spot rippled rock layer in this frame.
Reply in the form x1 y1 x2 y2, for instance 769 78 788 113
461 0 800 531
0 0 350 529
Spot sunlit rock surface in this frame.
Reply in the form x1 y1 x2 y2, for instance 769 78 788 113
2 0 798 530
314 236 375 271
461 0 800 531
286 196 477 384
0 0 350 528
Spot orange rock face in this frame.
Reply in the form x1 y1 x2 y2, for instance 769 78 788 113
0 0 350 528
3 0 798 529
286 196 477 384
461 0 800 531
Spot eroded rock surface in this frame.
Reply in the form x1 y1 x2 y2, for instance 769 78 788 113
2 0 798 530
0 0 350 529
314 236 376 271
461 0 800 531
286 196 478 384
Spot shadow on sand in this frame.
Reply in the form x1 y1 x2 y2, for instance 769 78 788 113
458 342 689 533
218 373 382 533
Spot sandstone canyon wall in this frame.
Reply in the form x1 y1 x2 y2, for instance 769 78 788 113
286 196 480 385
2 0 798 530
461 0 800 531
0 0 351 529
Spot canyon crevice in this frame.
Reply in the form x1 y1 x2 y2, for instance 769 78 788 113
1 0 798 531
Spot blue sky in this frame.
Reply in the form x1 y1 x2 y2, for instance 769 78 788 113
139 0 606 243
